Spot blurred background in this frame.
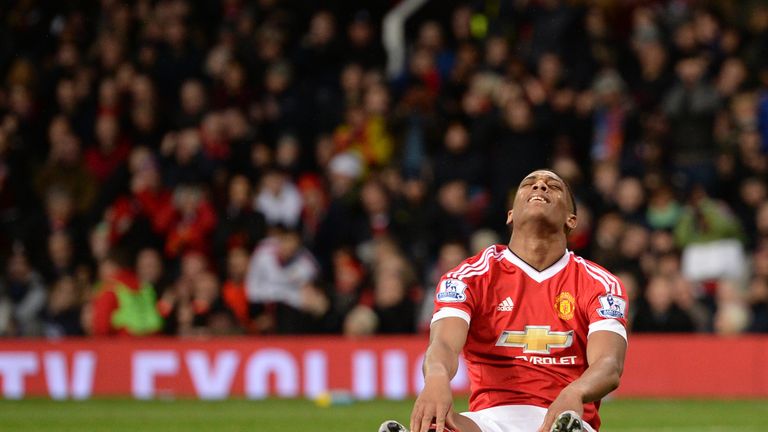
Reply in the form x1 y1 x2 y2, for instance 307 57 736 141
0 0 767 430
1 0 768 340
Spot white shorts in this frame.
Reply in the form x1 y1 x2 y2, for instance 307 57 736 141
459 405 597 432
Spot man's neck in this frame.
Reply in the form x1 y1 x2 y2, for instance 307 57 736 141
508 227 568 271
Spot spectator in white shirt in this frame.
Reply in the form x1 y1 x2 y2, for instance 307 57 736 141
245 224 320 333
254 168 303 228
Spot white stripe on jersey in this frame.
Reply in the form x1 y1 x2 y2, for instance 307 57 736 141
585 262 623 296
573 255 613 295
573 255 622 295
431 307 471 325
458 248 505 280
447 246 495 279
588 318 628 341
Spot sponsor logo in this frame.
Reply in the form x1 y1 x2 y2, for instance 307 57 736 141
436 279 468 303
597 294 626 319
495 325 574 354
554 292 576 320
497 297 515 312
515 355 578 365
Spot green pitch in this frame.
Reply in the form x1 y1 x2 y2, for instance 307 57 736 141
0 398 764 432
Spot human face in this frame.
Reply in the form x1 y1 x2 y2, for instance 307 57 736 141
277 231 301 261
507 170 576 233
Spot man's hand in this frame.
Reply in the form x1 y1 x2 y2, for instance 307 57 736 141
410 374 455 432
536 386 583 432
538 330 627 432
414 316 469 432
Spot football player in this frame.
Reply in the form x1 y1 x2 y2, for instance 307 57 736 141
381 170 628 432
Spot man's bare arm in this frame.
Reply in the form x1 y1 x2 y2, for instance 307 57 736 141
570 330 626 402
410 317 468 432
422 317 468 378
537 330 627 432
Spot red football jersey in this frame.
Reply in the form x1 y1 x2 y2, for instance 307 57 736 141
431 245 629 430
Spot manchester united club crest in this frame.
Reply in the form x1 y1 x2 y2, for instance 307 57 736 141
554 292 576 320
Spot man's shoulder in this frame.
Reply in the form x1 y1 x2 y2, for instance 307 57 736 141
443 244 507 282
568 253 611 272
569 252 624 293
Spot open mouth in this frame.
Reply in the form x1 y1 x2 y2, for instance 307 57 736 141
528 195 549 203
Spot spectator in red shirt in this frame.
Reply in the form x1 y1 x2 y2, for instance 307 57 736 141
84 114 131 182
155 183 217 259
221 246 251 330
104 147 170 247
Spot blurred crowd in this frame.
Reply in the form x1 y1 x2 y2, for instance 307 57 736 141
1 0 768 338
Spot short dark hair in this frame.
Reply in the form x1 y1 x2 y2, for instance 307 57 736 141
564 179 577 215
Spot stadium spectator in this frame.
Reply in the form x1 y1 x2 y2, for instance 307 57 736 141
296 173 328 244
747 276 768 332
298 279 333 333
332 99 395 171
34 117 97 215
646 185 683 231
662 55 720 192
43 276 84 337
432 121 484 189
671 274 711 332
221 246 251 331
371 264 417 334
90 252 163 336
136 248 167 292
254 168 302 229
345 11 386 70
429 180 475 253
44 231 77 282
175 79 208 128
160 129 216 187
31 187 88 277
0 250 47 336
245 225 320 334
313 151 363 265
157 251 209 335
353 178 404 248
181 271 238 336
329 248 366 327
676 186 746 284
103 147 169 252
258 61 302 144
343 304 378 337
633 275 695 333
213 174 266 267
85 114 131 183
154 183 217 260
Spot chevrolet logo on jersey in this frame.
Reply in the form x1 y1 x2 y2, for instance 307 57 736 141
495 325 574 354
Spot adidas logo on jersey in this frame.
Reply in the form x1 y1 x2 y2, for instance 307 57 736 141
497 297 515 311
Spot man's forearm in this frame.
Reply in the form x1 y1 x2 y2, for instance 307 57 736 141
423 340 461 380
565 355 622 403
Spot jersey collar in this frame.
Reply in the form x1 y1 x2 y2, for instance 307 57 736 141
502 248 570 283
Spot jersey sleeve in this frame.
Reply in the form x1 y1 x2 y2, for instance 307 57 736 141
581 266 629 342
430 246 499 326
431 274 476 326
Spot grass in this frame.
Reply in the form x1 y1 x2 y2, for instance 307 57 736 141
0 398 764 431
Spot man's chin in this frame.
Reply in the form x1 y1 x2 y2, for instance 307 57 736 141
516 209 562 228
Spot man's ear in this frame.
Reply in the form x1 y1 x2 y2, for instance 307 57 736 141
506 209 514 226
566 213 578 232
